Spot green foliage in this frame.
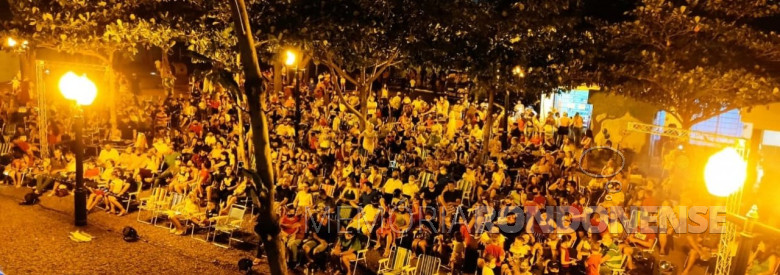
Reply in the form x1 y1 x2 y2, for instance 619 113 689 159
595 0 780 127
404 0 594 96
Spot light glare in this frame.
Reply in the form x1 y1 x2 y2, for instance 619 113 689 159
59 71 98 106
704 147 746 197
285 50 297 66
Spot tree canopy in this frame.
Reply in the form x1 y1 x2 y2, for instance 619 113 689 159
595 0 780 128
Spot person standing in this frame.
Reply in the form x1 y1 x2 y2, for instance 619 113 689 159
572 113 583 144
557 112 570 146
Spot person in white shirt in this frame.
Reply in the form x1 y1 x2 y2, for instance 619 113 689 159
97 144 119 166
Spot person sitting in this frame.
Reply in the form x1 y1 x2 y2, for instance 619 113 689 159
747 240 778 275
330 228 363 275
33 149 67 196
97 144 120 167
412 210 437 254
220 176 248 215
292 183 313 209
48 151 76 197
168 166 193 194
303 207 338 271
679 232 719 275
625 222 657 251
283 207 306 268
104 169 132 216
375 202 411 257
599 234 633 274
169 192 208 235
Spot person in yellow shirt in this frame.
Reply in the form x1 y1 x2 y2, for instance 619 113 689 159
390 93 402 118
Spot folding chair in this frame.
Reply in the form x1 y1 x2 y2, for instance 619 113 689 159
419 171 434 186
458 179 474 202
611 254 629 275
135 187 170 225
350 233 370 273
378 247 412 275
122 181 143 212
210 204 247 248
156 193 186 228
321 183 336 197
403 254 441 275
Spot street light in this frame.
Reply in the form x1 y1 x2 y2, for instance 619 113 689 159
284 50 297 66
283 49 301 134
59 71 97 227
704 147 746 197
7 37 17 47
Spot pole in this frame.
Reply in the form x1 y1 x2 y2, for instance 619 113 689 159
73 112 87 226
293 67 300 141
732 205 758 275
502 90 510 150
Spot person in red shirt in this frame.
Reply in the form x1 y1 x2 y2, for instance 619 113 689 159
483 227 506 275
560 235 577 274
188 121 203 137
626 223 658 250
585 244 603 275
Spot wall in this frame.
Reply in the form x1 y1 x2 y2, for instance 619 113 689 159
0 51 20 82
588 91 659 154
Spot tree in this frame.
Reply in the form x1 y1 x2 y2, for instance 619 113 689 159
595 0 780 129
228 1 288 275
0 0 152 129
404 0 592 159
242 0 412 130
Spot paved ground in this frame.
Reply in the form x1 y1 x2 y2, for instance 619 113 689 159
0 182 702 275
0 185 265 275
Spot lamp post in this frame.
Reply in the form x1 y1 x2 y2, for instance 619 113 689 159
284 49 301 138
59 72 97 226
704 147 753 275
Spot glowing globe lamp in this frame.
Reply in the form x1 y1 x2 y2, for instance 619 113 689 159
59 72 97 106
285 50 297 66
704 147 747 197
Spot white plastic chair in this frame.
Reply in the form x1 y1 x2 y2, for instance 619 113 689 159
210 204 247 248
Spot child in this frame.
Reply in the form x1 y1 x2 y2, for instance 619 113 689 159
585 243 602 275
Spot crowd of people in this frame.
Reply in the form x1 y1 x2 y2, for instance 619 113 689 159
2 69 779 275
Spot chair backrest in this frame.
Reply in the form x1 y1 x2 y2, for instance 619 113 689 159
419 171 434 186
416 255 441 275
321 184 336 197
170 193 185 208
392 247 412 271
228 204 247 223
0 143 11 156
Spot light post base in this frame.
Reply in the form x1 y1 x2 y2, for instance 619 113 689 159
74 187 88 226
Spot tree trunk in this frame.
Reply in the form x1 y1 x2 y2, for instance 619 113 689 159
336 82 367 130
359 84 369 128
480 89 495 163
160 47 175 99
273 62 282 96
229 1 286 275
107 53 118 131
502 91 510 150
